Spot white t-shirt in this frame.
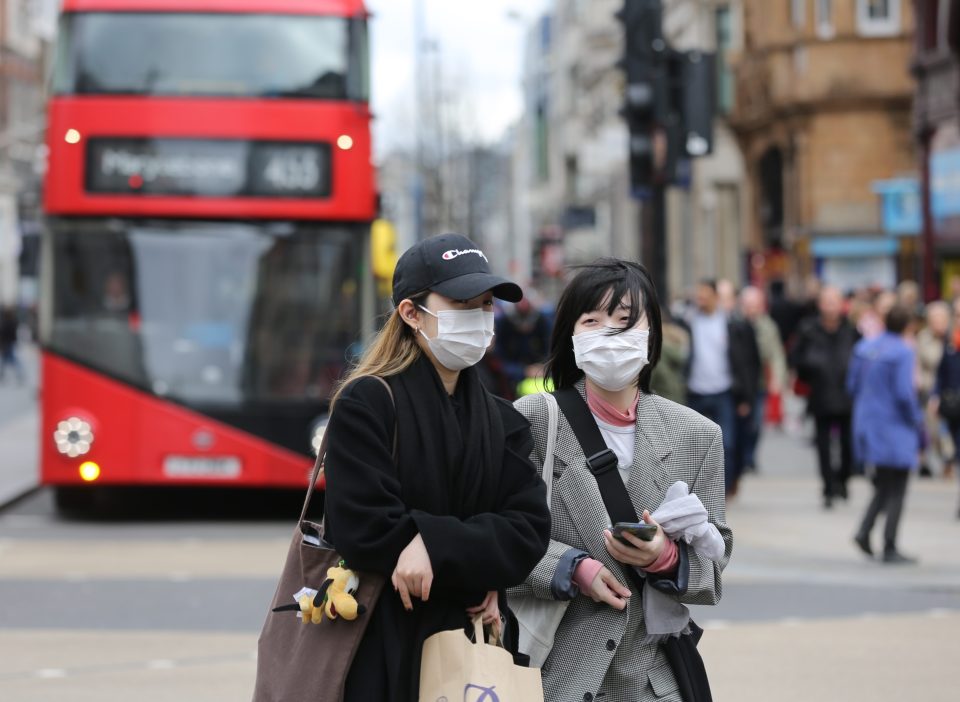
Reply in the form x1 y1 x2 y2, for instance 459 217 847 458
688 311 732 395
594 416 636 485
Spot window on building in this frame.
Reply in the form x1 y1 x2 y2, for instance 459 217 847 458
938 0 951 50
815 0 834 38
535 104 550 184
791 0 806 28
716 5 735 114
856 0 902 37
921 0 941 51
564 155 579 201
5 0 41 57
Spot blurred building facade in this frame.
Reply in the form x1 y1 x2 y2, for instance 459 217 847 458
377 144 514 278
663 0 747 298
914 0 960 298
513 0 641 297
730 0 917 293
0 0 57 306
513 0 755 300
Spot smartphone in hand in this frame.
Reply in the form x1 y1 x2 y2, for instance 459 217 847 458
611 521 658 545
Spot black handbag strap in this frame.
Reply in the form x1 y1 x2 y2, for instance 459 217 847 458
554 386 646 592
554 386 640 526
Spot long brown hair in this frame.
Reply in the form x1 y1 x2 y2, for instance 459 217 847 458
330 292 428 408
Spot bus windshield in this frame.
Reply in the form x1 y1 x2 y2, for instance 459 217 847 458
45 219 364 412
53 12 369 100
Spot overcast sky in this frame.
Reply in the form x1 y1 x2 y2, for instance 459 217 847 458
367 0 550 157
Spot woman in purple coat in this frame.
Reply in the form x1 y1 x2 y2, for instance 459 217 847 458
846 305 922 564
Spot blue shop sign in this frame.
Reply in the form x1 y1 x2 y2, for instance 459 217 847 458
811 237 899 258
932 147 960 220
872 177 920 235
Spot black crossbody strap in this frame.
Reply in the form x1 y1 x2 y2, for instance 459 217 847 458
554 387 640 526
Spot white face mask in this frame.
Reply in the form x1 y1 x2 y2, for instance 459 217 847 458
572 327 650 391
419 306 495 371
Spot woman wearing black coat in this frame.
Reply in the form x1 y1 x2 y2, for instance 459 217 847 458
322 233 551 701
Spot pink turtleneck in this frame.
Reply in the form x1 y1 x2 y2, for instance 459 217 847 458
585 387 639 427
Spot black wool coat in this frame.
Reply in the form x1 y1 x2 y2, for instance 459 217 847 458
791 317 860 416
323 365 551 702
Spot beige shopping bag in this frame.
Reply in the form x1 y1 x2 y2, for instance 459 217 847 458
419 617 544 702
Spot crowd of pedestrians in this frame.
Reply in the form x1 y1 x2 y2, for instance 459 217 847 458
264 229 960 701
489 272 960 567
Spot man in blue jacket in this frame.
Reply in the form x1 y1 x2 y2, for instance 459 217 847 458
847 305 922 564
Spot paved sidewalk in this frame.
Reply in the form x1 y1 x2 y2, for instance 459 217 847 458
702 610 959 702
2 411 958 701
695 425 960 701
720 426 960 594
0 629 257 702
0 342 39 508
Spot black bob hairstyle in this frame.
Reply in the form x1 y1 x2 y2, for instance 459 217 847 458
544 259 663 393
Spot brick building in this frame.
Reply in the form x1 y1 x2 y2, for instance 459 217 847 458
730 0 916 292
914 0 960 299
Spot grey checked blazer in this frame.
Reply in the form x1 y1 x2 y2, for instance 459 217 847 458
509 384 733 702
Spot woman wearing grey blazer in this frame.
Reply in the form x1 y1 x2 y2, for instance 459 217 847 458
510 260 733 702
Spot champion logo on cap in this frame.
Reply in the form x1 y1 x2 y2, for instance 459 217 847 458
442 248 488 263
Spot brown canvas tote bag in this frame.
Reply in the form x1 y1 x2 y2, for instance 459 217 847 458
252 377 393 702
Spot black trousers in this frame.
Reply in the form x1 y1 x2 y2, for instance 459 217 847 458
814 413 852 497
857 467 910 553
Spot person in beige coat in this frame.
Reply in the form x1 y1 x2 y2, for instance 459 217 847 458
740 286 787 470
509 260 732 702
917 301 952 476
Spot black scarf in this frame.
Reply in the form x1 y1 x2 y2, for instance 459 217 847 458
389 354 505 519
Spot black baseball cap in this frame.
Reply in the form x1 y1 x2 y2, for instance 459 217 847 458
392 233 523 306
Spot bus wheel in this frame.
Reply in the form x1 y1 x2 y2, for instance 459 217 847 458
54 486 104 514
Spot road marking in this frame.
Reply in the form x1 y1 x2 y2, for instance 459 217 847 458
927 608 953 618
147 659 177 670
1 515 46 527
34 668 67 679
779 617 804 627
168 572 193 582
701 620 732 630
65 572 89 582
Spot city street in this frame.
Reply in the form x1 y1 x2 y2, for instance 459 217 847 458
1 394 958 701
2 0 959 700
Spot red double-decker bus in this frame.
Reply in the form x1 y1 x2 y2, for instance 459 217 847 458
41 0 375 510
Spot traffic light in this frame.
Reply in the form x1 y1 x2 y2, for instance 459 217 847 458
616 0 666 196
617 1 716 195
679 50 716 158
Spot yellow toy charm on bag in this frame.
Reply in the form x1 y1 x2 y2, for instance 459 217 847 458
272 561 367 624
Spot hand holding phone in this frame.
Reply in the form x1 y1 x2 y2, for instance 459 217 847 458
610 521 659 545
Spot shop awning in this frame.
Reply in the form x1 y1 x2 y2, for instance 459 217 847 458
810 237 899 258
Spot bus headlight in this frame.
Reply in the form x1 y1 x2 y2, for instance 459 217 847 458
54 417 94 458
79 461 101 482
310 417 329 456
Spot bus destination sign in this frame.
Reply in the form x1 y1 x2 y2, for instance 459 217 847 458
86 138 332 198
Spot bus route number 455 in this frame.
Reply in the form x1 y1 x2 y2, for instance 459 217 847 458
263 151 321 193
